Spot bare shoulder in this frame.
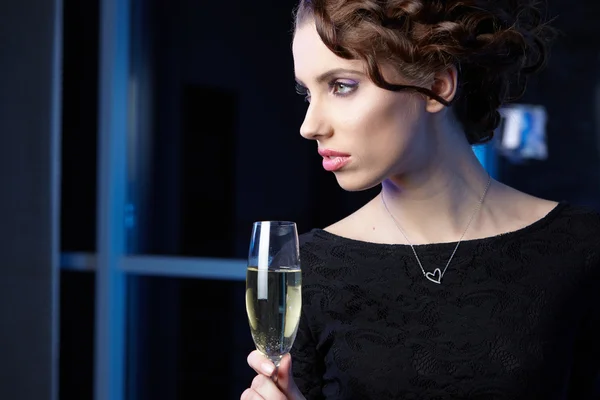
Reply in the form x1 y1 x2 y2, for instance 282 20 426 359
486 180 560 231
324 195 398 244
324 198 376 241
322 205 369 238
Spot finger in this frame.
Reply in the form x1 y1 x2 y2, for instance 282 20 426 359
241 388 264 400
274 353 302 398
247 350 277 377
250 374 287 400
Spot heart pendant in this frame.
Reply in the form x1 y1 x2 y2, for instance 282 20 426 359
425 268 442 284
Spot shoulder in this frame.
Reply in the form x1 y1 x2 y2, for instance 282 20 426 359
298 227 370 281
559 201 600 219
299 228 324 248
298 228 340 265
298 229 326 268
523 200 600 256
552 201 600 239
491 183 600 245
548 201 600 280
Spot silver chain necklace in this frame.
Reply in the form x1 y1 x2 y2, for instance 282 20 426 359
381 174 492 284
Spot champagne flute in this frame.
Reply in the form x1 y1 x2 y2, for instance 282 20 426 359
245 221 302 381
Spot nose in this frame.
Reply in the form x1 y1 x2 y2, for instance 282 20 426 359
299 101 332 140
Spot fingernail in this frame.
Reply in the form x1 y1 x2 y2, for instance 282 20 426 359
261 363 274 374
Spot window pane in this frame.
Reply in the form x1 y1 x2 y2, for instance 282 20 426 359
125 275 255 400
60 0 99 253
59 270 95 400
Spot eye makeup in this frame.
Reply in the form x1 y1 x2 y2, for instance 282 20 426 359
295 78 359 102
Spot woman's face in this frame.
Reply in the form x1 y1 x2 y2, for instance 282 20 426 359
292 21 437 192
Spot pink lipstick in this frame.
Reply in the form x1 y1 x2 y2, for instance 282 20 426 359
318 148 351 172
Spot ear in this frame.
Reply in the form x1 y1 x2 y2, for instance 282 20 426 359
425 65 458 113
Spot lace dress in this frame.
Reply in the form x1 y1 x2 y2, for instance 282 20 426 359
290 202 600 399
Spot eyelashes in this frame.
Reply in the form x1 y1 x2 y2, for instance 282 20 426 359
295 80 358 102
295 83 308 98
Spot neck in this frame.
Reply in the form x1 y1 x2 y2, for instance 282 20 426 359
380 124 492 244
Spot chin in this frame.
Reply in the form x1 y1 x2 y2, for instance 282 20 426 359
333 172 382 192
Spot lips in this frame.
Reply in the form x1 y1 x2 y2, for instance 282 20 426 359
318 148 351 172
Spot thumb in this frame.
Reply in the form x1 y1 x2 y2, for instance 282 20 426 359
275 353 303 399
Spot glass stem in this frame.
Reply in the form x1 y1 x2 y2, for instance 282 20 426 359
271 363 279 383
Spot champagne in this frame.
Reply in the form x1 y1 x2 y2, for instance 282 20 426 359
245 267 302 364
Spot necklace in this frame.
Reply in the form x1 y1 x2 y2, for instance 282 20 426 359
381 174 491 284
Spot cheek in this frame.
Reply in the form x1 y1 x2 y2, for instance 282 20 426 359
346 95 420 149
365 101 426 172
331 97 397 139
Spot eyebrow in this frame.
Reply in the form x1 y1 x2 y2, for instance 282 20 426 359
295 68 364 86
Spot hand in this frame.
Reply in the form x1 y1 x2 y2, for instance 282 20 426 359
241 350 306 400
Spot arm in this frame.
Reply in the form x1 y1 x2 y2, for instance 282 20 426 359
567 304 600 398
567 258 600 399
290 310 325 400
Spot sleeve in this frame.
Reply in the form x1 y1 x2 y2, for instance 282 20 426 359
567 258 600 399
291 231 327 399
290 303 325 399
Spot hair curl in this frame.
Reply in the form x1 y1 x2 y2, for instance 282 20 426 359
293 0 557 145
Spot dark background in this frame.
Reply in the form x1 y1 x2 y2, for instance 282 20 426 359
6 0 600 398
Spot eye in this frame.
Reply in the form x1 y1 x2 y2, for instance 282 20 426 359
330 80 358 96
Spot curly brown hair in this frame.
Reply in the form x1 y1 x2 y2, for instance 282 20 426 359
293 0 556 145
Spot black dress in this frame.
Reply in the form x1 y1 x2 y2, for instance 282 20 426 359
290 202 600 399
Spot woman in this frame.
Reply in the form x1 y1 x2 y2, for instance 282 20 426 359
242 0 599 398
